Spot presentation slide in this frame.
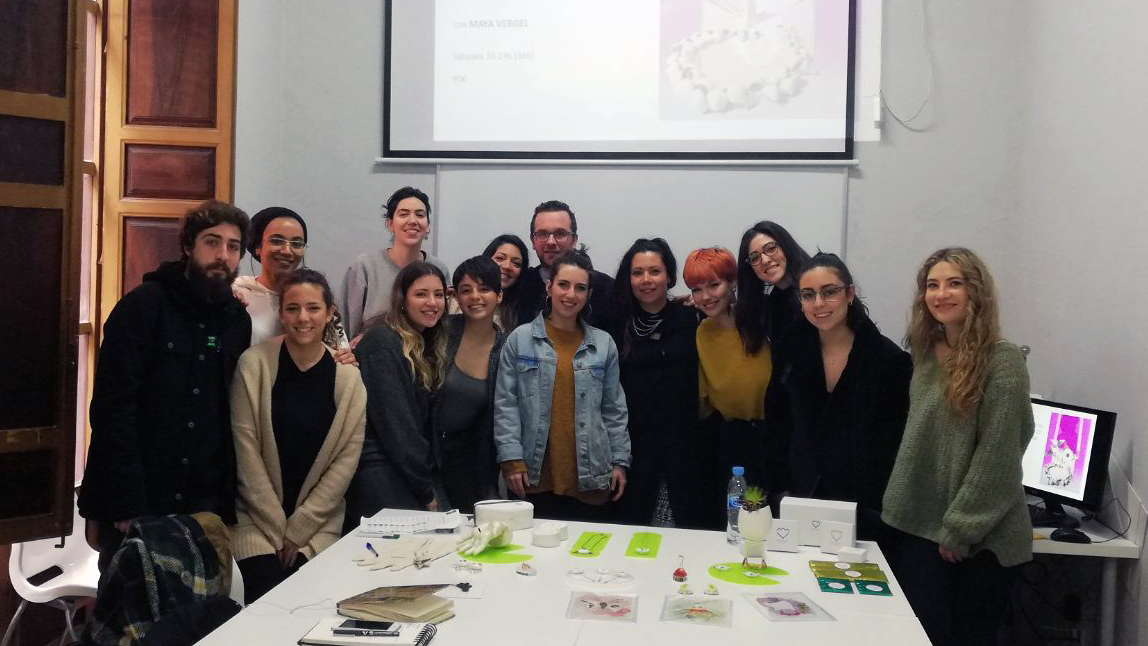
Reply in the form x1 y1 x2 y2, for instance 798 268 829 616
1022 402 1098 503
387 0 855 158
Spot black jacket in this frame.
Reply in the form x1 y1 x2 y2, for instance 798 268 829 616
609 301 709 526
515 265 616 331
79 261 251 524
767 319 912 528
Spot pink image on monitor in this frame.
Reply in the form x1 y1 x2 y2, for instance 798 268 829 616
1040 412 1092 490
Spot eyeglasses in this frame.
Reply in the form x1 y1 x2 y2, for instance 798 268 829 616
798 284 849 303
746 242 782 266
531 229 573 243
266 235 306 251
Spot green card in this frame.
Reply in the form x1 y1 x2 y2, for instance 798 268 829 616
817 576 854 594
855 580 893 596
570 532 611 557
707 562 788 586
460 543 533 564
624 532 662 558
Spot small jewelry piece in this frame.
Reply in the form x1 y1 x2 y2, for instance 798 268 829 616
453 560 482 572
713 564 731 571
672 555 688 582
573 532 607 555
704 584 720 596
677 583 694 595
516 563 537 576
744 571 760 578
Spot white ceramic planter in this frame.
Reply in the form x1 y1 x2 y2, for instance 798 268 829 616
738 507 773 558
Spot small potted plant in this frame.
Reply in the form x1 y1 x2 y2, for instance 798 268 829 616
738 485 772 559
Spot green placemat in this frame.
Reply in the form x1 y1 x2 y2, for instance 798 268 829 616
569 531 612 557
707 562 788 586
460 543 534 564
624 532 662 558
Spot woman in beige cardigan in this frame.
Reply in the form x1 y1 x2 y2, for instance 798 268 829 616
231 269 366 604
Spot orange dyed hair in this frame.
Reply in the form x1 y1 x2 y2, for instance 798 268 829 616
683 247 737 288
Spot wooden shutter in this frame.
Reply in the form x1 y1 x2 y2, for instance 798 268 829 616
0 0 84 543
98 0 237 315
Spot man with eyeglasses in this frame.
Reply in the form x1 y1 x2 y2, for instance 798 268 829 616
514 200 616 328
79 200 253 570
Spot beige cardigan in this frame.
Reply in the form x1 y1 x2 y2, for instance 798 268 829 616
230 339 366 560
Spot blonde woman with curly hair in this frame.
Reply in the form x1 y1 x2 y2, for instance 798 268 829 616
344 262 448 529
882 248 1034 646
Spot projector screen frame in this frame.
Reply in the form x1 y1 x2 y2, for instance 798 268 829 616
382 0 858 163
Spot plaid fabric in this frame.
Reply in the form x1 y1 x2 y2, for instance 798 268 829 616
86 514 224 646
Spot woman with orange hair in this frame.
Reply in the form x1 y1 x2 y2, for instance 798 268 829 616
882 247 1033 646
684 247 774 524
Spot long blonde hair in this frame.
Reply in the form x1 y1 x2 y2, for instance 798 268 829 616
383 262 448 390
905 247 1000 417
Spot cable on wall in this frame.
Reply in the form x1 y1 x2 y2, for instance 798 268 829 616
879 0 935 132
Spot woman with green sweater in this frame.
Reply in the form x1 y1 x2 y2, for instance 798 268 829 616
882 248 1034 646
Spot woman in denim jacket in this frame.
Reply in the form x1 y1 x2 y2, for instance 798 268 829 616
494 250 631 522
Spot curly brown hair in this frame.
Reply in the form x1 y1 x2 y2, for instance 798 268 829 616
905 247 1001 417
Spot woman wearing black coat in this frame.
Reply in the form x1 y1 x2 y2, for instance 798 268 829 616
767 253 912 545
609 239 709 528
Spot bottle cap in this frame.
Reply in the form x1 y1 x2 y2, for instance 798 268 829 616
732 466 744 476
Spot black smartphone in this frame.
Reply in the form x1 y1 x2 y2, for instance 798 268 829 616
332 619 400 637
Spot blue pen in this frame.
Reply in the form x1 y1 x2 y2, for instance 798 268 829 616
365 542 379 557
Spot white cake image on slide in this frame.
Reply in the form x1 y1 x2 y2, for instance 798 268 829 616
665 0 814 113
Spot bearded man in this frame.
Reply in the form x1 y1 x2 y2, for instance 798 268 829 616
79 200 252 568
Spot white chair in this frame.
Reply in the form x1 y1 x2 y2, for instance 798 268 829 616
2 499 99 646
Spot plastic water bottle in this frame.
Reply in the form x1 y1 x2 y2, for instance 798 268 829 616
726 466 747 544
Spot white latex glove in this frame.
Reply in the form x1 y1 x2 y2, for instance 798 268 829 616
456 522 511 556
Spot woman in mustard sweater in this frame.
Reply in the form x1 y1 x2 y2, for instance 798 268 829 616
494 250 631 522
882 248 1034 646
684 247 773 519
230 269 366 604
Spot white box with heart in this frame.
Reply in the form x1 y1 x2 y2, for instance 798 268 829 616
818 520 855 554
779 497 857 546
767 518 800 552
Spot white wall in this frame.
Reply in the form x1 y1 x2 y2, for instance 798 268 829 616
1013 3 1148 644
235 3 1146 640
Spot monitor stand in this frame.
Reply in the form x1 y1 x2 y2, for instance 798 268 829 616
1029 497 1082 529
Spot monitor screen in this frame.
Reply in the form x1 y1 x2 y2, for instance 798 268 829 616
1021 398 1117 511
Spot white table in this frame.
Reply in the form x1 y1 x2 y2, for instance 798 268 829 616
1031 513 1141 646
199 519 930 645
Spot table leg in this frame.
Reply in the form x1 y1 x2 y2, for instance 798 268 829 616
1100 557 1115 646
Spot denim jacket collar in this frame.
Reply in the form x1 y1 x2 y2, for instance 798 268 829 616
528 313 598 352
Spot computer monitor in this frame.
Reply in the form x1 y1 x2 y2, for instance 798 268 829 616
1021 397 1117 527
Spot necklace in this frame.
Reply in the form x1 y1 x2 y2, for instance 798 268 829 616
631 309 664 338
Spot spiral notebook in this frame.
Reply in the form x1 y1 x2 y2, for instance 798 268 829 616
298 618 437 646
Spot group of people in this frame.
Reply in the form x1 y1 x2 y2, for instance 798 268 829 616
78 189 1035 646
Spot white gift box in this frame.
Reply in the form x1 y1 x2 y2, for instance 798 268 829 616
474 499 534 530
818 520 855 554
767 518 800 552
779 497 857 546
837 546 868 563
